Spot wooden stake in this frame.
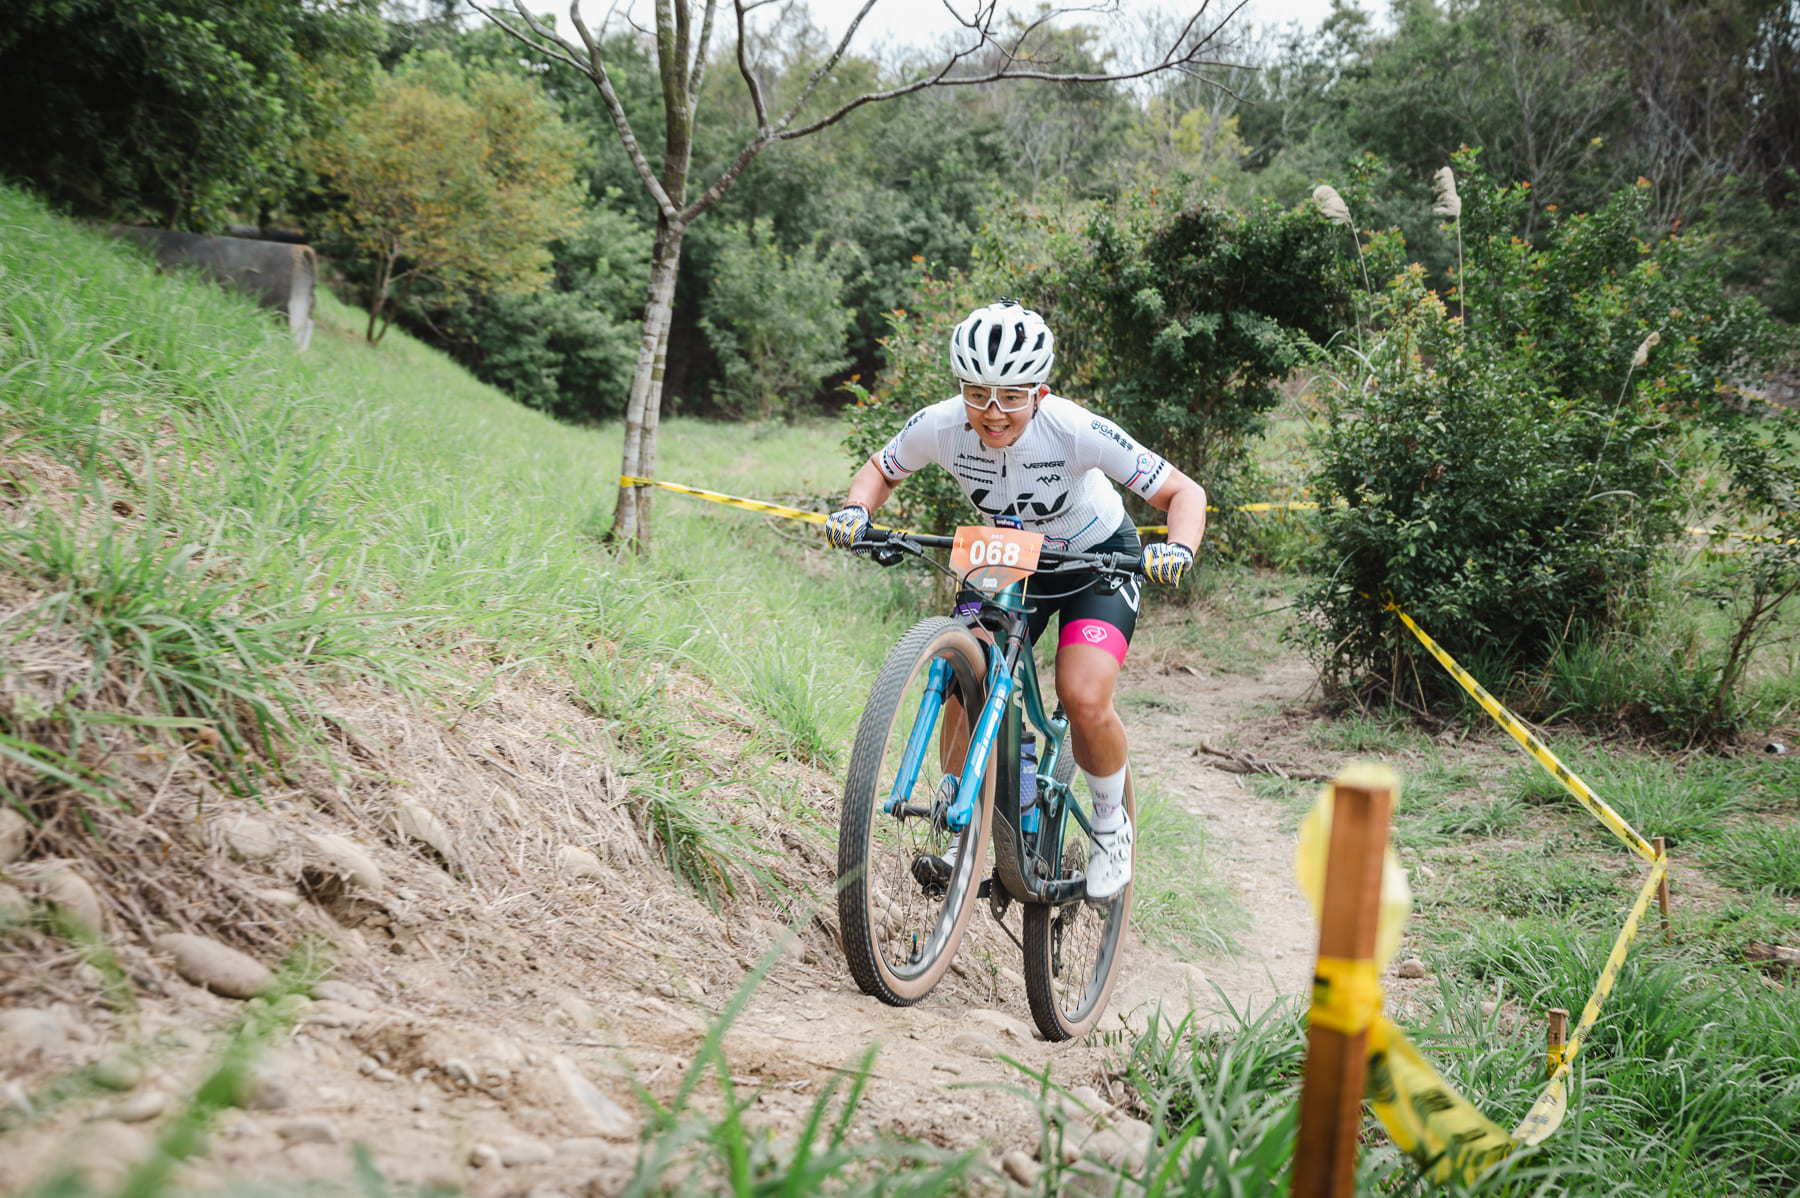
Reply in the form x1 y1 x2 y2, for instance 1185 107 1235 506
1654 835 1670 935
1294 766 1395 1198
1546 1008 1569 1080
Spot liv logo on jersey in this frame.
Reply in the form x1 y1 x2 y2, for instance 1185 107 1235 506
1082 625 1108 644
968 488 1071 519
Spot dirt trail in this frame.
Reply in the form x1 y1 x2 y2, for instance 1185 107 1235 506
0 612 1324 1195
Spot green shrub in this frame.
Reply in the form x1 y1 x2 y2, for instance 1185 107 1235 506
1297 150 1791 723
966 186 1359 542
700 219 856 421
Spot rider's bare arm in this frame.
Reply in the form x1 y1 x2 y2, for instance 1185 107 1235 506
1147 469 1206 552
846 455 896 514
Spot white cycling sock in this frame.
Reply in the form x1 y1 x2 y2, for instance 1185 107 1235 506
1083 764 1128 834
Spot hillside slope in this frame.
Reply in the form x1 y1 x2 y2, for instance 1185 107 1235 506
0 190 1323 1195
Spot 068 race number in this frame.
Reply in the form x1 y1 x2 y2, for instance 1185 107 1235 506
951 525 1043 590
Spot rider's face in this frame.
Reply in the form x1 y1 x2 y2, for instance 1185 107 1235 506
962 383 1041 448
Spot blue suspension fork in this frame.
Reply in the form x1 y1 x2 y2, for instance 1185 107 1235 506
884 657 951 817
948 632 1021 833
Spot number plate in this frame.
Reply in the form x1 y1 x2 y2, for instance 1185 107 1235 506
950 525 1044 590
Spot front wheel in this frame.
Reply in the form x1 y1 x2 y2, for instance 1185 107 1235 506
838 617 993 1006
1022 767 1135 1041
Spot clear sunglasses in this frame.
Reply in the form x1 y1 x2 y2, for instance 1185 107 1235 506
961 382 1037 412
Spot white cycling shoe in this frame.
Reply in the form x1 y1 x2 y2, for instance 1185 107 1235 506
1085 812 1134 902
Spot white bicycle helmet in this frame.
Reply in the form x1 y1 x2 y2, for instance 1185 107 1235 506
949 300 1055 386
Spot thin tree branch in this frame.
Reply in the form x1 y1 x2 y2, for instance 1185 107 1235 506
465 1 589 74
770 46 1241 145
770 0 883 137
469 0 680 221
689 0 719 102
734 0 773 135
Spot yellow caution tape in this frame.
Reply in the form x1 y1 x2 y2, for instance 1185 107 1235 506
620 475 1315 537
1293 769 1413 971
1384 602 1658 864
1512 852 1668 1146
619 475 830 526
1685 526 1798 546
1367 1015 1516 1184
1545 1041 1572 1078
1311 957 1384 1035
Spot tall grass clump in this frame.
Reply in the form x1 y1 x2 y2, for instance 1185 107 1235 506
0 195 414 800
0 182 929 899
1132 780 1247 956
1453 919 1800 1193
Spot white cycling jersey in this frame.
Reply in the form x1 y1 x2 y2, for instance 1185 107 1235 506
876 395 1171 551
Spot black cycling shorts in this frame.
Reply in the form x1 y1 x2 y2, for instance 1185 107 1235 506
1025 522 1142 664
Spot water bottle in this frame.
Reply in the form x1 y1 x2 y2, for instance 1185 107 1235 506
1019 730 1040 835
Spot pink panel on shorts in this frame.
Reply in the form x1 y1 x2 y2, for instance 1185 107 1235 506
1059 618 1128 665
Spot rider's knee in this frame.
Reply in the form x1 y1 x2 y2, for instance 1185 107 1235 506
1058 679 1116 729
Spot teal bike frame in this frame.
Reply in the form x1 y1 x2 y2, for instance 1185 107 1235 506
866 530 1135 907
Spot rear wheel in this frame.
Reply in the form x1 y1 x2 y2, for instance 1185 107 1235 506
838 617 992 1005
1022 767 1135 1040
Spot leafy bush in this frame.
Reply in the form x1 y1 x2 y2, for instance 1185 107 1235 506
1297 151 1792 725
840 268 980 535
0 0 380 228
1072 191 1358 507
700 219 855 421
958 186 1357 554
429 202 650 421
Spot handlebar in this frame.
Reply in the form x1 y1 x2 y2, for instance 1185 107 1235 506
859 525 1147 579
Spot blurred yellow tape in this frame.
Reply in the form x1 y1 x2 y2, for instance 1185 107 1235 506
619 476 829 526
1685 526 1798 546
1512 852 1668 1145
1367 1015 1516 1184
1311 957 1383 1035
621 475 1316 536
1383 602 1658 864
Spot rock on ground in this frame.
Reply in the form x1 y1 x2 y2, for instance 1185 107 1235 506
154 933 273 999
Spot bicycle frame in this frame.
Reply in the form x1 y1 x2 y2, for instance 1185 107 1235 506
883 573 1091 906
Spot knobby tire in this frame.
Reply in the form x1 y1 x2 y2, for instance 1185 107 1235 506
838 617 992 1006
1022 767 1135 1041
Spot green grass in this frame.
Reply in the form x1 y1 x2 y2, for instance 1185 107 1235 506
1131 776 1248 957
1708 821 1800 896
1508 745 1747 852
1439 848 1625 922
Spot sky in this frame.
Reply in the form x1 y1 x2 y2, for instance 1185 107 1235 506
563 0 1370 61
787 0 1354 53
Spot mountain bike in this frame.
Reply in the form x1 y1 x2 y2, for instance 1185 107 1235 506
836 523 1139 1041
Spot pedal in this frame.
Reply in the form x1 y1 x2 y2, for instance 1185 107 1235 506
976 876 993 898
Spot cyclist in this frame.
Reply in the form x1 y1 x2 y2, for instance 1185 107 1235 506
825 300 1207 899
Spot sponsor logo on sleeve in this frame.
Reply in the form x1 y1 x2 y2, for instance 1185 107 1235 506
1090 419 1135 451
1126 451 1168 493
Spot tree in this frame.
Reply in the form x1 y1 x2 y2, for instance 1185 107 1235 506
469 0 1244 549
0 0 381 229
310 52 586 342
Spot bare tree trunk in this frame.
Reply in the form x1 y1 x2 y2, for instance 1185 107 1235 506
609 219 686 547
366 250 394 344
477 0 1236 548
